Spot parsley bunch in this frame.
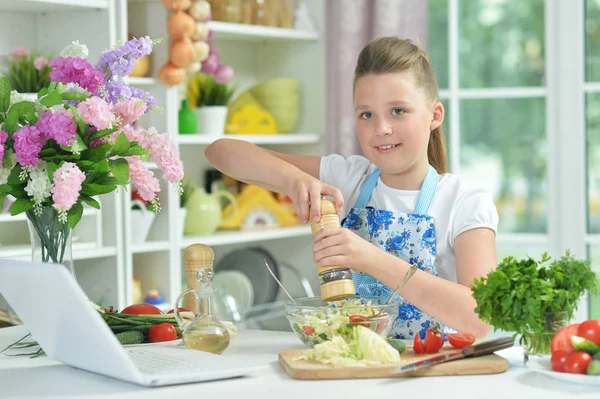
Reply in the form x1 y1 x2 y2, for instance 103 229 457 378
471 251 599 336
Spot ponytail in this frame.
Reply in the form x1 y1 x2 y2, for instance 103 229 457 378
428 126 447 174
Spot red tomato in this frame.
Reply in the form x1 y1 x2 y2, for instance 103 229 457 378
131 189 148 205
551 323 580 354
425 327 444 353
302 325 314 336
167 308 189 314
120 303 162 315
551 350 570 373
148 323 177 343
577 320 600 347
447 333 476 349
564 351 593 374
413 334 425 354
349 315 371 328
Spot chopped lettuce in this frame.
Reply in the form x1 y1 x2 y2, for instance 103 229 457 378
295 326 401 368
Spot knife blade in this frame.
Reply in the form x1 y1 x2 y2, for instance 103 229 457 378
389 336 515 376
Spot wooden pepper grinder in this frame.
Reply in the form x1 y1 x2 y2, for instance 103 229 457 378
310 199 356 302
184 243 215 314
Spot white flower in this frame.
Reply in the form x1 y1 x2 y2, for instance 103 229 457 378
60 40 89 59
0 152 16 185
65 82 91 96
24 160 53 208
10 91 34 107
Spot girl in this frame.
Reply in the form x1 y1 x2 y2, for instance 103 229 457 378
205 37 498 339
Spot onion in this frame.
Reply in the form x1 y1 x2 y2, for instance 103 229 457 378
170 37 194 68
191 22 210 41
201 53 219 74
167 11 195 39
161 0 191 12
192 41 210 62
188 0 211 20
214 64 234 84
158 63 186 86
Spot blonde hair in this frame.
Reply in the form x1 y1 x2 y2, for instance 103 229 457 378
354 37 447 174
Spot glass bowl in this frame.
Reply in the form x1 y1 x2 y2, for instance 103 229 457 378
284 296 400 347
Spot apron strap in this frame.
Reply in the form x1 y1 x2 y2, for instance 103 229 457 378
413 165 439 215
351 165 439 215
353 168 381 209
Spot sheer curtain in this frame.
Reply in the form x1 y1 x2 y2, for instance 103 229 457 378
325 0 429 156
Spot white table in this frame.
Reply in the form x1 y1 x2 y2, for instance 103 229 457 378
0 325 596 399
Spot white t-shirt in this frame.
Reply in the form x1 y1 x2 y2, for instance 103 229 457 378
319 154 499 283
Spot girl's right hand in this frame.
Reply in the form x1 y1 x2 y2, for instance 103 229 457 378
284 171 344 223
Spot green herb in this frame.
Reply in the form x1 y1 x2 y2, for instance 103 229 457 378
471 251 599 354
2 49 52 93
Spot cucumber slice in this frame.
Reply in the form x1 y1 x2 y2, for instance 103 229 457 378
571 336 600 355
588 360 600 375
116 330 144 345
386 339 407 353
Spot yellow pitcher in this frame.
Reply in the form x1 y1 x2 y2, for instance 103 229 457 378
184 187 238 236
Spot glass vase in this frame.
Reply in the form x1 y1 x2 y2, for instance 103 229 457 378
25 206 75 276
522 311 569 364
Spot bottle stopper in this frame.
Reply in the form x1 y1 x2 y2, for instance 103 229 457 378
183 243 214 312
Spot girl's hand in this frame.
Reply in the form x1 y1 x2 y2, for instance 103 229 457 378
312 227 379 274
285 171 344 223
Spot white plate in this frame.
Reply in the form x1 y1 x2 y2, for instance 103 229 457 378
213 270 255 311
526 355 600 386
124 338 182 348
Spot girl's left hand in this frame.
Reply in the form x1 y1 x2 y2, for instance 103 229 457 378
312 227 379 274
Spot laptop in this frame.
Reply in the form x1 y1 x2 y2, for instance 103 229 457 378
0 259 269 387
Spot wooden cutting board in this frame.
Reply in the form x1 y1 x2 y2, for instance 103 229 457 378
279 345 510 380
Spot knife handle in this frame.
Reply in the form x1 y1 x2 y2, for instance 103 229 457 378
461 336 514 358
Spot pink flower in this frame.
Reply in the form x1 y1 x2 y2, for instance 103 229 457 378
114 99 147 126
0 130 7 166
34 56 48 71
36 109 77 146
51 162 86 212
49 56 104 95
78 96 115 130
13 125 46 167
127 156 160 202
143 127 184 183
11 47 28 58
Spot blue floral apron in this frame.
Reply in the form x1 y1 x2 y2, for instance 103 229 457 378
342 164 450 340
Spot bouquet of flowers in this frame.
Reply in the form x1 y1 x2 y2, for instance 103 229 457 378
0 37 184 268
3 47 52 93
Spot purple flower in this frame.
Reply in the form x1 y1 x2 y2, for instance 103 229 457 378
36 109 77 146
13 125 46 167
96 36 154 80
102 81 157 112
0 130 7 165
49 56 104 95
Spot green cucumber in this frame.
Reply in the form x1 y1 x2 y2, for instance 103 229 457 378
116 330 144 345
587 360 600 375
571 336 600 355
386 339 407 353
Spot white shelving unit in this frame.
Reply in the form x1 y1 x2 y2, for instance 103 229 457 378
0 0 126 310
1 1 326 327
119 0 327 322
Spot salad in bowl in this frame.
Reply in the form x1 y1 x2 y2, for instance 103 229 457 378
285 296 400 347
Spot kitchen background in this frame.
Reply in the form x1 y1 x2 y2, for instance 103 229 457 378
0 0 599 331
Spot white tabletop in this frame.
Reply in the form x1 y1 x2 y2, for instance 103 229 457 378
0 325 597 399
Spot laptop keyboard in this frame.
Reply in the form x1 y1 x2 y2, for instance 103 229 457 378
127 348 208 375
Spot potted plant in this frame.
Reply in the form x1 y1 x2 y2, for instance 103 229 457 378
471 251 599 363
0 37 184 276
3 47 52 99
185 72 236 136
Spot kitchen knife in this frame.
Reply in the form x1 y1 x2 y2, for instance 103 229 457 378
389 336 515 376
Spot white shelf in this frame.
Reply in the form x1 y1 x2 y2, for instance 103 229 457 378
0 243 117 260
0 0 108 12
177 133 321 145
144 161 159 170
131 240 171 254
208 21 318 42
124 77 157 86
181 225 312 248
0 207 100 223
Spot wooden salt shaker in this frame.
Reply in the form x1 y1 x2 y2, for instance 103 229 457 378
310 199 356 302
183 243 215 314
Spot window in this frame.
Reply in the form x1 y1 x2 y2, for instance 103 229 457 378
429 0 596 319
